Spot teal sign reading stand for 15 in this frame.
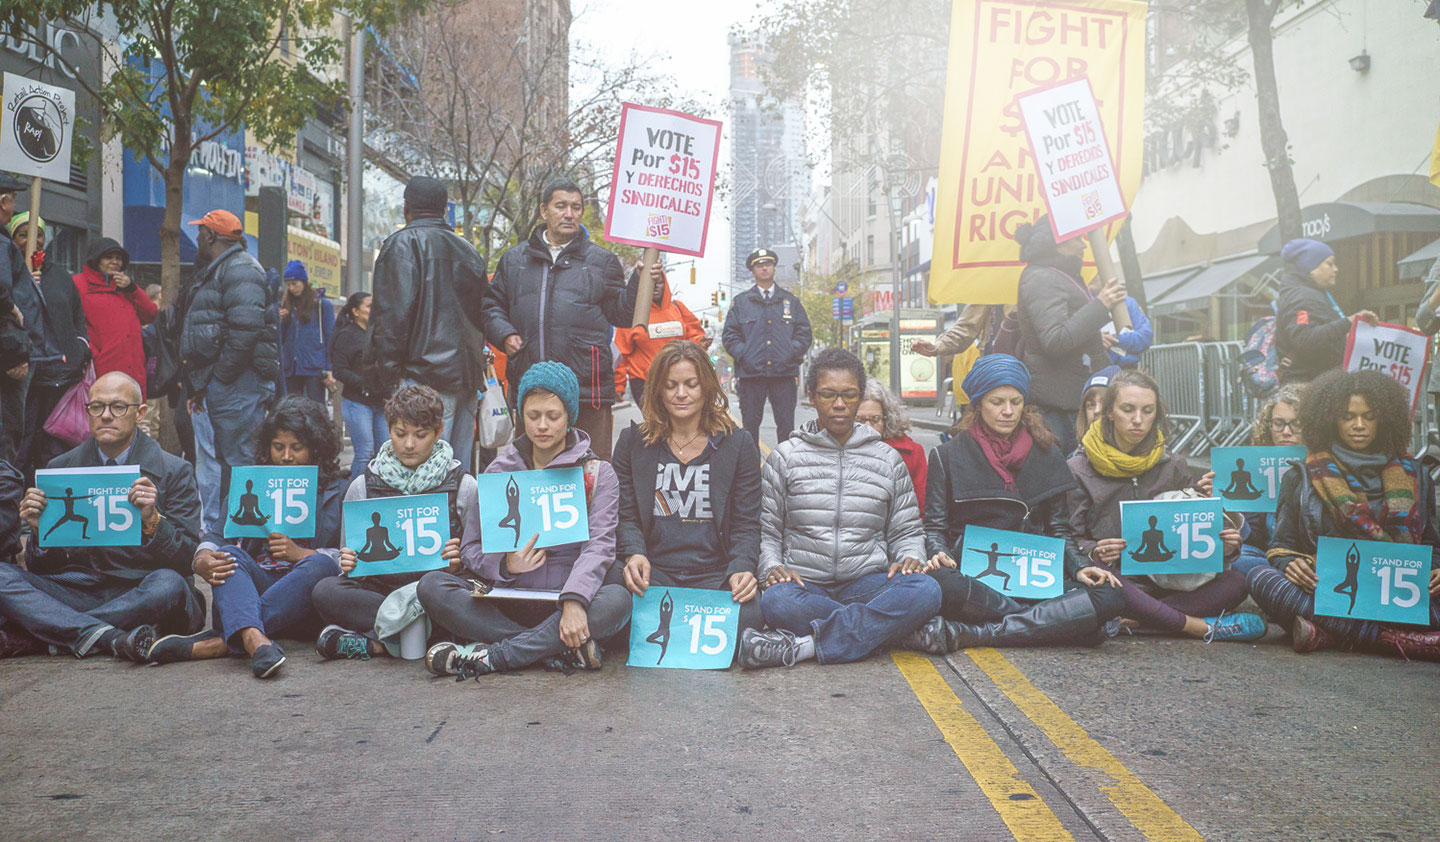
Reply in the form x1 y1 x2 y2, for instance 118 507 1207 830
1314 536 1432 626
627 586 740 669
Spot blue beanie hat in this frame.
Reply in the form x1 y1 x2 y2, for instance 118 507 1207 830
1280 238 1334 275
1081 365 1122 398
961 353 1031 401
284 259 309 282
517 361 579 424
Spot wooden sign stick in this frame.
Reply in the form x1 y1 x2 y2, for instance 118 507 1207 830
1087 228 1131 331
24 176 41 264
632 246 660 327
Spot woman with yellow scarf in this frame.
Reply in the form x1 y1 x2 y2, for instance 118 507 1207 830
1067 370 1266 641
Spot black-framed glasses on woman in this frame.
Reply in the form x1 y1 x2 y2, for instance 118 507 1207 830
85 401 141 418
1269 418 1301 432
814 389 863 405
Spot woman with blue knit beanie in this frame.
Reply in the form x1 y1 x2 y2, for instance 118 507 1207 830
419 361 628 679
903 354 1126 653
1274 238 1377 385
278 259 336 404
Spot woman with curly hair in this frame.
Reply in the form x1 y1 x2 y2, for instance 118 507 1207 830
1066 369 1266 641
1247 370 1440 659
605 340 765 636
903 354 1126 654
150 396 346 677
1233 384 1307 573
857 380 927 510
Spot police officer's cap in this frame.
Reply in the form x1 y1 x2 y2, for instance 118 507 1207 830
746 248 778 269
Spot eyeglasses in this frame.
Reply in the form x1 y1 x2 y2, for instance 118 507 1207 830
1269 419 1302 432
856 414 884 426
85 401 141 418
814 390 862 405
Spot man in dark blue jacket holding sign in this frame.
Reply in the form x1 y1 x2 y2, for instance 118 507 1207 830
0 372 204 661
722 248 812 444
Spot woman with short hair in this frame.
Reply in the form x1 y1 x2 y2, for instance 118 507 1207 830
1248 370 1440 659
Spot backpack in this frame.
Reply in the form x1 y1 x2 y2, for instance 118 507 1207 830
1239 315 1280 400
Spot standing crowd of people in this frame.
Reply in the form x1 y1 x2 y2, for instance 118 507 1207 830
0 172 1436 680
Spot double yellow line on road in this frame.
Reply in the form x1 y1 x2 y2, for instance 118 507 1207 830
895 649 1203 842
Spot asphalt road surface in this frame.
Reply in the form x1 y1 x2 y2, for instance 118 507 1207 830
2 399 1436 841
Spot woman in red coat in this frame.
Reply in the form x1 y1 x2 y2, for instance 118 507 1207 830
857 380 927 510
72 238 156 393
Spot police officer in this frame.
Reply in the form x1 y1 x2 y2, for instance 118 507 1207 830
722 248 812 444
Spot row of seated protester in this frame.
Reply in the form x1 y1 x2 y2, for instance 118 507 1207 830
0 341 1435 680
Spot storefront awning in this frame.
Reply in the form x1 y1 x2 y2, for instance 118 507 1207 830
1148 254 1277 317
1258 202 1440 253
1141 265 1199 305
1398 237 1440 280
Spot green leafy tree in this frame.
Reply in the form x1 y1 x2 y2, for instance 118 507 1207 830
4 0 427 302
795 262 868 352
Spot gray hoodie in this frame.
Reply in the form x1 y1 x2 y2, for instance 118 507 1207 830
759 421 925 585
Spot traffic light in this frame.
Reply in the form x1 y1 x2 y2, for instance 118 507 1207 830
689 266 696 285
711 291 718 306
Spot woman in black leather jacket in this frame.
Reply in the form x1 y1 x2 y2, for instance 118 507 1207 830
903 355 1124 655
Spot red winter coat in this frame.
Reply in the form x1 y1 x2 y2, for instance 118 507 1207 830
73 264 157 394
885 434 928 511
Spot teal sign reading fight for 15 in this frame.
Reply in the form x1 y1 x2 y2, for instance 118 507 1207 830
224 466 318 539
476 467 589 553
1209 446 1306 513
1119 498 1225 575
36 466 141 548
627 586 740 670
343 492 450 577
1314 536 1432 626
958 525 1064 600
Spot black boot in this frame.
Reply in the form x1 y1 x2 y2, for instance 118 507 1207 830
932 569 1024 624
903 589 1102 653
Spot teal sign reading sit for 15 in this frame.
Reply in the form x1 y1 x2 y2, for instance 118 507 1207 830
476 468 589 553
225 466 318 539
1119 498 1224 575
1210 446 1306 513
343 492 450 577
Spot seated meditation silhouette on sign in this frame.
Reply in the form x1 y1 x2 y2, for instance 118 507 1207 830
229 479 269 527
1129 515 1176 563
967 542 1018 590
1220 458 1263 501
356 511 402 562
43 487 99 541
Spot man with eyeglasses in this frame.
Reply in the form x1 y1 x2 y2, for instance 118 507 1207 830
722 248 813 446
0 372 204 661
737 348 940 669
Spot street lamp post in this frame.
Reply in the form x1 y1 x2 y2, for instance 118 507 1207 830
345 23 365 295
886 188 904 397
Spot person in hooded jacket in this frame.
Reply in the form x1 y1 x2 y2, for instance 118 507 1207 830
614 263 705 405
481 179 638 460
420 362 623 678
9 213 90 478
73 238 155 396
1014 215 1128 455
856 380 927 511
1273 238 1378 384
277 260 335 405
902 355 1125 654
738 348 940 669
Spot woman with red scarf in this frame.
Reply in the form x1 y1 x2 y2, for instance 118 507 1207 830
902 354 1125 654
1249 369 1440 660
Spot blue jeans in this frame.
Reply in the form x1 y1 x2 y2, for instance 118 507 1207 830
342 399 389 479
193 371 275 536
401 379 474 472
760 571 942 664
0 564 198 655
1233 544 1270 576
210 546 340 652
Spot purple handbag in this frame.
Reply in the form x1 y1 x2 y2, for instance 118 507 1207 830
43 362 97 447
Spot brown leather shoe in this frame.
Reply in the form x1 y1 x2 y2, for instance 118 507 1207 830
1290 615 1339 654
0 625 47 659
1377 628 1440 662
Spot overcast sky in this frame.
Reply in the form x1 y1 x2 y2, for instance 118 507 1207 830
572 0 765 318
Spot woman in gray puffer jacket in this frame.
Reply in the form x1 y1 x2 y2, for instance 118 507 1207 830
739 349 941 669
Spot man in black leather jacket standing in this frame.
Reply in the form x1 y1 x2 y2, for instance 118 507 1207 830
364 177 489 470
482 179 632 459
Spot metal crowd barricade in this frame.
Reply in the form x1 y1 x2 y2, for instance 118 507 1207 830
1136 341 1256 458
1138 343 1207 453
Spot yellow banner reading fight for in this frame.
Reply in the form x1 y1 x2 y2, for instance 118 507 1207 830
930 0 1147 306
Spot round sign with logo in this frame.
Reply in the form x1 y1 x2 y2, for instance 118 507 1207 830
0 73 76 183
833 280 849 296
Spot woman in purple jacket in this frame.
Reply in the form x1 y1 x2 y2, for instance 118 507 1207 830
420 361 624 679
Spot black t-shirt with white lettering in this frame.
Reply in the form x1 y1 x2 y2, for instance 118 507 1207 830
647 439 724 587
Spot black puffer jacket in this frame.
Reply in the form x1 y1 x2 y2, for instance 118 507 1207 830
1274 268 1350 384
363 217 489 397
1015 226 1110 410
923 430 1088 576
482 225 631 408
178 244 279 393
